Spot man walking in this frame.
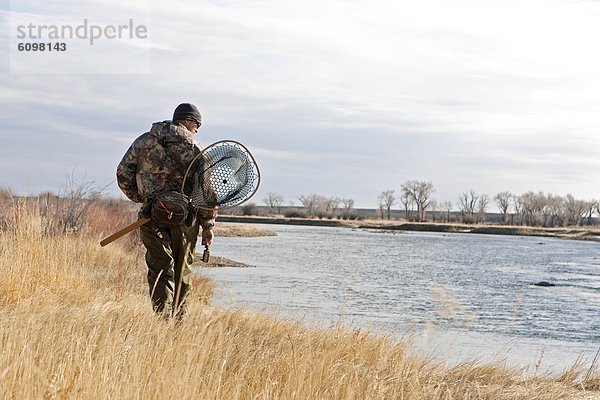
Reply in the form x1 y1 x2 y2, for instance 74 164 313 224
116 103 216 318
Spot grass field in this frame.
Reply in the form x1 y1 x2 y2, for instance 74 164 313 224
1 200 599 399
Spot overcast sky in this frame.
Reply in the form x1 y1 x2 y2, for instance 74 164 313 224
1 0 600 209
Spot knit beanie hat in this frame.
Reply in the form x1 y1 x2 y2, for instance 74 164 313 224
172 103 202 125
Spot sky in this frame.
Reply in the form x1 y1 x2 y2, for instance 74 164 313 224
1 0 600 209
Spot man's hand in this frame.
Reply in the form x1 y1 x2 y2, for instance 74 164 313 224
201 228 214 247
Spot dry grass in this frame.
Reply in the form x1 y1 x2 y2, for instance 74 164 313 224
213 222 277 237
0 202 599 399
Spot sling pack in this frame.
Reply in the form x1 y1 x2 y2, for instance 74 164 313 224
150 191 190 225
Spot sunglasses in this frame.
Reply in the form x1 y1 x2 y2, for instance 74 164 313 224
187 118 201 127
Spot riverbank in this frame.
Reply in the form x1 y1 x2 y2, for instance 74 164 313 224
1 207 598 399
217 215 600 242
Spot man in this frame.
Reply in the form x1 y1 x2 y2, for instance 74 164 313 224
116 103 216 318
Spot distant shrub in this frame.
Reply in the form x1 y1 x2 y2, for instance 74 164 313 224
85 198 140 246
0 186 12 201
0 187 13 230
241 203 259 216
283 210 306 218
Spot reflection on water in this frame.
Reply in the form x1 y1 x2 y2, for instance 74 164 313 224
203 224 600 371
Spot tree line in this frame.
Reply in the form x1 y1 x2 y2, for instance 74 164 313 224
261 192 357 219
376 181 599 227
259 183 600 227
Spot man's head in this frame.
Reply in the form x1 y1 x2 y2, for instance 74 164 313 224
172 103 202 133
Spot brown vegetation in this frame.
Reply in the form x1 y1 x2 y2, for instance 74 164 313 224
213 222 276 238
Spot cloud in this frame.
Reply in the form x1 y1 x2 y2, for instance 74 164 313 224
1 0 600 207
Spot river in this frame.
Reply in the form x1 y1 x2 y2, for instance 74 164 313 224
204 224 600 373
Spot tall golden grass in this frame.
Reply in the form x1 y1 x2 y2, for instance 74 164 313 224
0 200 598 399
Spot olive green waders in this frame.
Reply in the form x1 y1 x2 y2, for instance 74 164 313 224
139 218 200 318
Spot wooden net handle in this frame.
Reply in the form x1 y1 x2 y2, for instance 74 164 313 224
99 217 151 247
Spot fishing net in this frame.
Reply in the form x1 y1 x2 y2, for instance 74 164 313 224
100 140 260 247
182 140 260 210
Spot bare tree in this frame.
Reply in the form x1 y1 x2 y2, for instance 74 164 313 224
440 201 453 222
324 197 341 217
519 191 546 226
477 194 490 223
429 199 438 222
262 192 284 214
401 180 435 222
584 199 598 226
298 193 321 217
377 190 396 220
494 191 513 225
595 202 600 226
546 194 565 227
340 198 355 219
298 194 341 218
458 190 478 224
512 195 524 225
341 198 355 209
534 191 548 226
541 195 553 227
512 191 591 227
564 194 587 226
518 192 534 226
399 189 414 220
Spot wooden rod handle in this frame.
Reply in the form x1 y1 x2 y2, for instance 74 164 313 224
99 217 151 247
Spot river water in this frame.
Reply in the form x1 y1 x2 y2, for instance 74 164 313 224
203 224 600 373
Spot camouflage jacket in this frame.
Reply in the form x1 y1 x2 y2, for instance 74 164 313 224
116 121 216 228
